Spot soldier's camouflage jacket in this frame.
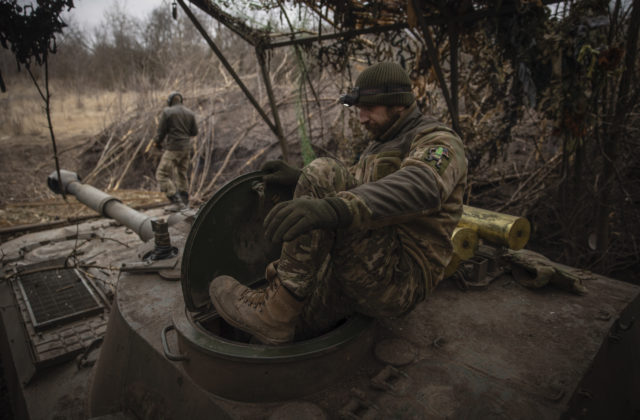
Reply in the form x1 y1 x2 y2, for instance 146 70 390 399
337 102 467 290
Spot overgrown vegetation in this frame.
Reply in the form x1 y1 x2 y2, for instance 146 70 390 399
1 0 638 283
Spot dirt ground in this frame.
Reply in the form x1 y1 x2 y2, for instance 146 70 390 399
1 133 85 202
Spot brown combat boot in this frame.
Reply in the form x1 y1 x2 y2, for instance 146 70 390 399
209 274 303 345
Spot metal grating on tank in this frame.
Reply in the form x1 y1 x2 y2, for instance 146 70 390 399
16 266 105 331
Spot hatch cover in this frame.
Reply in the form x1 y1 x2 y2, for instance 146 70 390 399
16 264 105 331
181 171 293 312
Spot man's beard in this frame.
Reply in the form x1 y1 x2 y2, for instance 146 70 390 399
363 121 391 138
364 107 404 139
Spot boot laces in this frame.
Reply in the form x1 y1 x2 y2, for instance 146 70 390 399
239 280 277 308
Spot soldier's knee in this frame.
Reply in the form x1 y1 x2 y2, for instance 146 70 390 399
298 157 351 194
303 157 342 176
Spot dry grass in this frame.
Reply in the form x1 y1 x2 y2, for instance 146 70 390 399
0 76 145 140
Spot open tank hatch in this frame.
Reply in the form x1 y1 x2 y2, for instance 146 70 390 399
165 171 375 402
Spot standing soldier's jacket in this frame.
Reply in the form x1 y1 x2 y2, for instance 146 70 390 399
337 103 467 290
154 104 198 151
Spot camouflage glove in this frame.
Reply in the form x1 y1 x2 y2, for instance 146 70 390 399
261 160 301 186
264 197 352 243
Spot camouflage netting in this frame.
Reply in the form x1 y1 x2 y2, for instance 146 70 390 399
185 0 640 282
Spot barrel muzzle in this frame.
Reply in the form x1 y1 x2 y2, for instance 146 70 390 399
47 170 81 195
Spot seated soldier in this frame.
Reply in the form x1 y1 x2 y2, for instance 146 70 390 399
209 62 468 344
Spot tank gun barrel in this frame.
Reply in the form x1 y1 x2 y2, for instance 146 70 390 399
47 170 154 242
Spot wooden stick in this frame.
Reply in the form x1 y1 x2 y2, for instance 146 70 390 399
113 126 150 190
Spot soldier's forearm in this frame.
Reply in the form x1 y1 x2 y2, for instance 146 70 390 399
338 166 442 230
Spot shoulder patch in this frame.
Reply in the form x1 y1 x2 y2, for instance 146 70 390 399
423 146 451 174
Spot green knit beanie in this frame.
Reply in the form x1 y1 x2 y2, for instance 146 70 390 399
354 62 415 106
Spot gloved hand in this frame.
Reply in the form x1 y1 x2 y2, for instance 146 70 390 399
154 141 163 151
261 160 301 186
264 197 352 243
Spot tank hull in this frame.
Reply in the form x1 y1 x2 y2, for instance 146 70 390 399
85 259 640 419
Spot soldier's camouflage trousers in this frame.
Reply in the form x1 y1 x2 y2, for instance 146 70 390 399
276 157 426 337
156 150 189 197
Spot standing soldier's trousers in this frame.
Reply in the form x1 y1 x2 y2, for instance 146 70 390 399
275 157 426 337
156 150 189 197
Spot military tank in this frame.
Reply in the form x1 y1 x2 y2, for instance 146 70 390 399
0 169 638 420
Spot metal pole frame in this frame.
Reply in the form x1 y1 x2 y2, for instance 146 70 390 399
256 46 289 161
176 0 289 161
179 0 567 156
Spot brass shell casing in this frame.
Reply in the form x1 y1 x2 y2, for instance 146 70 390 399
444 228 478 279
458 205 530 250
451 226 478 260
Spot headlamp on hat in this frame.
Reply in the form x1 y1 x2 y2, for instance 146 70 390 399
339 87 360 107
338 85 413 107
340 62 416 107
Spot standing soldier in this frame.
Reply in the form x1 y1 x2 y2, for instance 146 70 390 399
210 62 468 344
154 91 198 212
